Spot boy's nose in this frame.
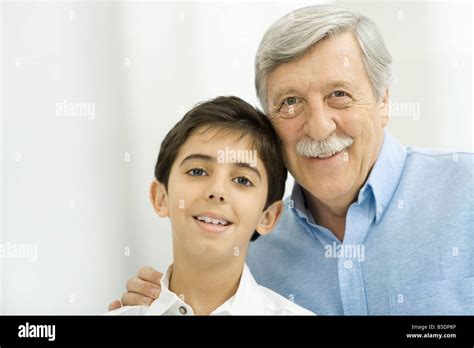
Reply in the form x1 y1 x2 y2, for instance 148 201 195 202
208 194 225 202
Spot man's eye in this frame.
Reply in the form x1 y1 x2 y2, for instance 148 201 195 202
282 97 299 106
330 91 349 98
187 168 208 176
233 176 253 187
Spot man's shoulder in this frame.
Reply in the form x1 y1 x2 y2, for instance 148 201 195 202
404 147 472 179
406 146 472 162
392 146 473 217
257 283 315 315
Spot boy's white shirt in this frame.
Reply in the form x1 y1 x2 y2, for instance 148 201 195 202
107 263 315 316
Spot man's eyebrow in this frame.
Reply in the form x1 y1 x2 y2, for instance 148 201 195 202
271 88 302 106
271 80 357 105
180 154 215 166
233 162 261 181
325 79 357 90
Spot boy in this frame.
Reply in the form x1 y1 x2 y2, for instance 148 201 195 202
108 96 314 315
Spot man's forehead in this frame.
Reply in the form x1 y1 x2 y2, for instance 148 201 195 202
306 31 365 64
267 32 365 94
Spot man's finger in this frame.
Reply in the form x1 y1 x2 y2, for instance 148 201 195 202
108 300 122 311
137 266 163 284
126 277 161 299
121 292 155 306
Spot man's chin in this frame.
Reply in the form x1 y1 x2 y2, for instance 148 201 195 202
300 176 355 205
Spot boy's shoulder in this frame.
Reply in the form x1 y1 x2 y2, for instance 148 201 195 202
242 264 315 315
256 283 315 315
105 264 316 316
105 305 149 315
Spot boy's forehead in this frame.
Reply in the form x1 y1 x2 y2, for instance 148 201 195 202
174 128 267 173
183 127 257 153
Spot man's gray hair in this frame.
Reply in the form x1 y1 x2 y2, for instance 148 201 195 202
255 5 392 113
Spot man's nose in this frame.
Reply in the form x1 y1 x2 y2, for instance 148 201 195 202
303 98 337 140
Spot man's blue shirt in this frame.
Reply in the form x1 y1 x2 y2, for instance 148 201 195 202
248 131 473 314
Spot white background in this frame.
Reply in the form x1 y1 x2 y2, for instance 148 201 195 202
1 0 472 313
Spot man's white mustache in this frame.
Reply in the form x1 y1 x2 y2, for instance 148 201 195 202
296 134 354 158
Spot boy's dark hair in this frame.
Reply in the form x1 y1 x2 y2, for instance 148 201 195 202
154 96 287 241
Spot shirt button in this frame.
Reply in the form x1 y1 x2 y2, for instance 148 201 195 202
344 260 353 269
179 306 187 315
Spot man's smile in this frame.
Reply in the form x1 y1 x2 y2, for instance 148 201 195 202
307 148 347 161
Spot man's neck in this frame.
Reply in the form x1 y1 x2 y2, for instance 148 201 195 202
304 190 356 241
304 160 384 241
169 250 244 315
302 132 385 241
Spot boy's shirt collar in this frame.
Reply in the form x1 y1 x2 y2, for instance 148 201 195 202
146 263 266 315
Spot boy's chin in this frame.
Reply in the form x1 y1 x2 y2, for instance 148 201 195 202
184 243 241 263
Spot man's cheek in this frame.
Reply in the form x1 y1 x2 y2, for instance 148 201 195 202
345 140 360 165
282 149 295 168
281 133 297 151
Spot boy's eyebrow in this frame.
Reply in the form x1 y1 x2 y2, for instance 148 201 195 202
233 162 261 181
180 154 214 166
180 153 262 180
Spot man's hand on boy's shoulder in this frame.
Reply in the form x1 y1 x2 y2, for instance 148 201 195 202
108 266 163 311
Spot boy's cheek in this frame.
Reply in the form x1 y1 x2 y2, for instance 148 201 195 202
237 209 261 236
168 184 189 208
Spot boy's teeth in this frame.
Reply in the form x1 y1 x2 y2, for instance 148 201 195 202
196 216 229 226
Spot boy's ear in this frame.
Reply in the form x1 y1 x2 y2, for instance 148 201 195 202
149 180 169 217
255 200 284 236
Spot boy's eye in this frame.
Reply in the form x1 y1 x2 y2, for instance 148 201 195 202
233 176 253 187
187 168 208 177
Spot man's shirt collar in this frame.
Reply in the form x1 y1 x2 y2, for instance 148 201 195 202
364 130 407 223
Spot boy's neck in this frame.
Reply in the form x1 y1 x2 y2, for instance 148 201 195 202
169 250 245 315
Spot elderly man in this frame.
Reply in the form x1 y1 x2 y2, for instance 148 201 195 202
110 5 473 315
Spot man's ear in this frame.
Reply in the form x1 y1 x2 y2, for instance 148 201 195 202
255 200 284 236
149 180 169 217
380 88 390 128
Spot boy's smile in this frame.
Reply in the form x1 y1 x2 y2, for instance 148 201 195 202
192 212 233 234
